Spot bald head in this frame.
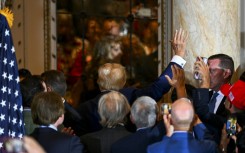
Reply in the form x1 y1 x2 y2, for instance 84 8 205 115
171 98 194 130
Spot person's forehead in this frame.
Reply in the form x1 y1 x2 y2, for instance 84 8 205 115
208 59 221 67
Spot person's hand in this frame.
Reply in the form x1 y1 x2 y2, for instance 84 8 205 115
236 123 242 133
194 57 210 88
165 65 187 98
23 136 46 153
170 28 188 58
229 123 242 144
163 114 174 137
61 127 75 136
165 65 185 88
219 124 229 153
192 114 202 126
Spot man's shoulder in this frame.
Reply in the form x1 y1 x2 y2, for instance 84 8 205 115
80 130 104 142
113 128 155 145
119 87 135 94
31 127 78 140
78 92 106 108
147 140 165 153
111 130 155 153
192 139 218 152
112 132 135 146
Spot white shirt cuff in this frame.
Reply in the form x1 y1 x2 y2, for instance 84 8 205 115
171 55 186 68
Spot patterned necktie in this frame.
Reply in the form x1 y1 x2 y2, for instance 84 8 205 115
209 92 219 113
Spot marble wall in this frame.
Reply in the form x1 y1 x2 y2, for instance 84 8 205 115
173 0 240 85
240 0 245 76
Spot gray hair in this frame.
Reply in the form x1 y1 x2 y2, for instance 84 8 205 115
131 96 158 128
98 91 130 127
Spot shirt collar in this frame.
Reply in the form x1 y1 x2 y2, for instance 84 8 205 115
39 124 57 131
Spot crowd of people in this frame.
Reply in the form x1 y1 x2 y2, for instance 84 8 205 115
9 28 245 153
56 9 160 108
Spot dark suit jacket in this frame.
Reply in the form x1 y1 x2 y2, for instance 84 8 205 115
209 90 227 117
119 61 178 104
80 125 131 153
76 62 179 136
193 88 228 144
75 91 110 136
63 100 83 133
147 132 218 153
111 121 165 153
193 88 245 152
30 127 83 153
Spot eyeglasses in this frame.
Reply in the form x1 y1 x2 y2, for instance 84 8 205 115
209 67 226 74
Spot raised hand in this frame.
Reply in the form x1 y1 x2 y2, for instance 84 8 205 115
165 65 187 98
193 114 202 126
170 28 188 58
163 114 174 137
165 65 185 88
194 57 210 88
219 124 229 153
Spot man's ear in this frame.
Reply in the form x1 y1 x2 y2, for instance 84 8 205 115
46 86 52 92
41 81 48 92
228 101 233 109
130 114 135 124
224 69 231 79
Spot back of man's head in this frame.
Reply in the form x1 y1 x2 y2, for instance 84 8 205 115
98 91 130 127
20 75 45 107
18 68 32 81
41 70 67 96
171 98 194 130
131 96 158 128
31 92 65 126
97 63 126 91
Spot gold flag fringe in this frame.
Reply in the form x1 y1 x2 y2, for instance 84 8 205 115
0 7 13 28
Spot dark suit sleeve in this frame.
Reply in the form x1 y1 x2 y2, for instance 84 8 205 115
193 123 215 141
126 62 181 103
70 136 84 153
81 135 101 153
75 101 102 136
64 101 82 121
153 120 166 137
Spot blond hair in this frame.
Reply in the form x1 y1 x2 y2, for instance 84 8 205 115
97 63 126 90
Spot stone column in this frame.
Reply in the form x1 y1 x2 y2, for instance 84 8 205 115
172 0 240 85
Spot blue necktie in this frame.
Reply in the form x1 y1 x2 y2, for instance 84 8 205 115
209 92 219 113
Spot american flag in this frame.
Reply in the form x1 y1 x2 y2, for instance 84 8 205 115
0 14 25 150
